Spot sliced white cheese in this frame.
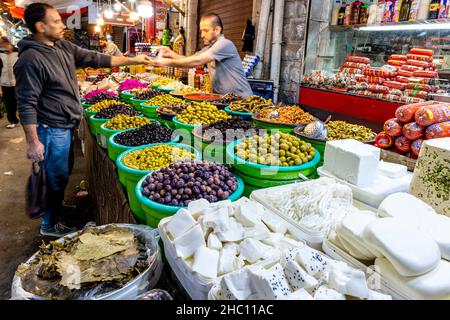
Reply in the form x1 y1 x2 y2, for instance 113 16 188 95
261 211 287 234
173 224 206 259
313 285 346 300
191 247 219 279
165 208 196 240
417 214 450 261
187 199 210 219
377 192 436 220
220 268 255 300
216 218 245 242
362 218 441 277
223 243 240 256
278 236 303 251
337 233 377 261
201 207 230 233
239 238 271 263
378 161 408 179
207 233 223 251
249 264 292 300
327 261 369 299
295 246 329 277
283 260 319 291
281 247 303 266
235 201 264 227
376 258 450 300
218 244 240 276
283 288 314 300
261 233 285 247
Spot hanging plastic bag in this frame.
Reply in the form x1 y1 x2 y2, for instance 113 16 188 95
26 162 48 219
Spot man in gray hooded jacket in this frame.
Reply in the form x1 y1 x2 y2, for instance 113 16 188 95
15 3 151 237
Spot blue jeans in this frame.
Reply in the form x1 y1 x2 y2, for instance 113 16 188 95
37 125 74 230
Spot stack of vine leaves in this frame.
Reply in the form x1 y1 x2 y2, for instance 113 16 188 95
16 226 149 300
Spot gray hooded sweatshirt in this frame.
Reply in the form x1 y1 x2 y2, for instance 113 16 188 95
14 37 112 128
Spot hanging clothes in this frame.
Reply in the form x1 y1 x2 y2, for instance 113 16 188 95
241 20 255 53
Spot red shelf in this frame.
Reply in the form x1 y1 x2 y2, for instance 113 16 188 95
299 86 402 125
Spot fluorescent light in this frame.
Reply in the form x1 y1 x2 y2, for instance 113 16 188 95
96 17 105 26
130 11 139 20
94 25 101 33
114 3 122 11
137 1 153 18
360 23 450 31
104 10 114 19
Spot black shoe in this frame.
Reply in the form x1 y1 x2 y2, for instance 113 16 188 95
40 222 77 237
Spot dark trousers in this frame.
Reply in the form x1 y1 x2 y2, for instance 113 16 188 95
2 86 19 124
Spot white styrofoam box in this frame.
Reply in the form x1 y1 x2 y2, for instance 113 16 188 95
158 211 305 300
250 184 376 249
322 238 413 300
317 166 413 209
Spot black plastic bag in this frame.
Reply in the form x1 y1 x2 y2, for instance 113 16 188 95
26 162 48 219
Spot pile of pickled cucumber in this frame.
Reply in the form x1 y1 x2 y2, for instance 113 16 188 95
326 121 376 142
235 133 315 166
229 96 274 113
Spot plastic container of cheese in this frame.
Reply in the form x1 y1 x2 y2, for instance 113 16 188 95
317 166 413 208
158 212 305 300
250 184 376 249
322 238 414 300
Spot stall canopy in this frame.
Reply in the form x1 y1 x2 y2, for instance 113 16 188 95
11 0 91 18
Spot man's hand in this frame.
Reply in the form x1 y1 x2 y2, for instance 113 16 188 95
132 55 152 65
148 57 171 67
158 47 177 59
27 141 45 162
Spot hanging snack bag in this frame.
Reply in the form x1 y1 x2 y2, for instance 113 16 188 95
395 135 412 153
415 104 450 126
402 122 425 140
384 118 403 137
425 121 450 139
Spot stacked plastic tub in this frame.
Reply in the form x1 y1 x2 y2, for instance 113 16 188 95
226 140 321 197
116 143 202 224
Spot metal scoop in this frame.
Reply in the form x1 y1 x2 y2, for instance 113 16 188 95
302 115 332 140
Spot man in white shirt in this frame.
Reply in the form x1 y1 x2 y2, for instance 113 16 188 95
149 13 253 98
0 36 19 128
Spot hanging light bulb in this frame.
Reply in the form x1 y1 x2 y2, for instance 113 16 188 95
94 25 101 33
114 2 122 11
137 1 153 18
97 17 105 26
130 11 139 20
104 9 114 19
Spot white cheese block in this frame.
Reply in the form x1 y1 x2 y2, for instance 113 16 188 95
261 211 287 234
173 224 206 259
278 236 303 250
409 138 450 216
223 243 240 256
377 192 437 220
165 208 196 240
249 264 292 300
337 233 377 261
362 218 441 277
261 233 285 248
378 161 408 179
283 260 319 291
239 238 267 263
295 246 329 277
235 201 265 227
313 285 346 300
207 233 223 251
283 288 314 300
220 268 255 300
417 214 450 261
187 199 210 219
376 258 450 300
201 207 230 233
209 199 232 209
218 244 240 276
328 261 369 299
215 218 245 242
243 222 271 240
324 139 380 188
191 247 219 279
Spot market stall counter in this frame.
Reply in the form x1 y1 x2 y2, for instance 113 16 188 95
79 119 137 225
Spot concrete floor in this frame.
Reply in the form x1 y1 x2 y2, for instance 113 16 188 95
0 117 91 299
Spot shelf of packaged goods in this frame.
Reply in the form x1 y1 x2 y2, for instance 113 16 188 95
329 19 450 32
298 85 402 125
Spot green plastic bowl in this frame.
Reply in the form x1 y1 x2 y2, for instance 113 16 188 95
192 126 229 164
116 143 202 223
85 108 97 120
173 116 199 134
98 115 150 148
252 117 299 134
226 139 321 180
107 129 180 162
140 103 159 118
158 117 176 130
89 114 109 140
130 97 148 111
82 102 92 109
225 106 253 120
136 173 244 228
119 90 135 102
293 126 326 165
157 86 175 94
